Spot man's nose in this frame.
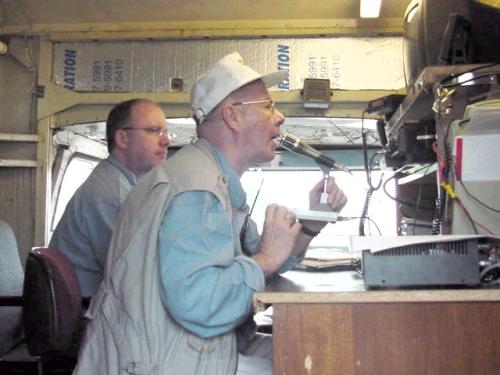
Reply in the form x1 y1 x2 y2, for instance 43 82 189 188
274 109 285 126
160 132 172 146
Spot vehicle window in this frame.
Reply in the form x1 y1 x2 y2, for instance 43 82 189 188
241 169 397 250
51 155 98 230
51 117 395 248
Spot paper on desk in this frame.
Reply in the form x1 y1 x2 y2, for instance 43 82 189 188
299 247 356 269
349 234 500 253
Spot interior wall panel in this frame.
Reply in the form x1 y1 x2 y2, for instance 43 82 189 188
0 37 39 265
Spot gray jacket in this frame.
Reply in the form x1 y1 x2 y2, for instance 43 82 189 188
74 139 238 374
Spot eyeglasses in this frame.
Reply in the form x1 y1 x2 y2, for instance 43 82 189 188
121 126 171 138
232 99 276 114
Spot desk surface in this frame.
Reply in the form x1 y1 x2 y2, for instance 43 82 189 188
254 269 500 306
257 270 500 374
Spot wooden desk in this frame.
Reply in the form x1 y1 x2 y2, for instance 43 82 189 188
254 270 500 375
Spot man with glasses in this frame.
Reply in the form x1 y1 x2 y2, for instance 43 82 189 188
50 99 171 297
74 53 346 375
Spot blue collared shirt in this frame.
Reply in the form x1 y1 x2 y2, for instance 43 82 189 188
158 147 265 338
49 154 136 297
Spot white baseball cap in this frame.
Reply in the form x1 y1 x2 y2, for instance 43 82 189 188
191 52 289 124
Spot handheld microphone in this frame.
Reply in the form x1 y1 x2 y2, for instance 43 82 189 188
279 132 351 174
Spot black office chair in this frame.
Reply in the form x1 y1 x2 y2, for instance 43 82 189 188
22 247 87 374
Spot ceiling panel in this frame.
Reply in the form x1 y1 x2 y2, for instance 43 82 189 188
1 0 411 23
0 0 411 38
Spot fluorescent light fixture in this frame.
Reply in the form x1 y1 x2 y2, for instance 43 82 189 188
360 0 382 18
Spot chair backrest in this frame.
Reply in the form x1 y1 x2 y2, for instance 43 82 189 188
22 247 83 357
0 220 24 357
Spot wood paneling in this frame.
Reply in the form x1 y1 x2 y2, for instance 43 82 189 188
272 302 500 375
274 304 354 375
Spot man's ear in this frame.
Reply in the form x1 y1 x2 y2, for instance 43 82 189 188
221 103 242 133
114 129 129 149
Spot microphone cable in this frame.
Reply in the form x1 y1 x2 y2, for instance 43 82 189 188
359 110 383 236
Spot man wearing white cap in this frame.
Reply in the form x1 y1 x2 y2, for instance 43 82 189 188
74 52 346 375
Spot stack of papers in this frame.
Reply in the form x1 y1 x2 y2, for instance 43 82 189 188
298 247 358 270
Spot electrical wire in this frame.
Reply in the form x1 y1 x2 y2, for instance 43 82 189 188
240 175 265 256
359 189 372 236
431 194 444 235
338 216 382 235
449 162 499 232
359 110 384 236
457 179 500 214
382 173 434 211
452 195 478 234
249 175 265 216
441 182 496 235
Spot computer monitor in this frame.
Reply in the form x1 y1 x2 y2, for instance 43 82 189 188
403 0 500 88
